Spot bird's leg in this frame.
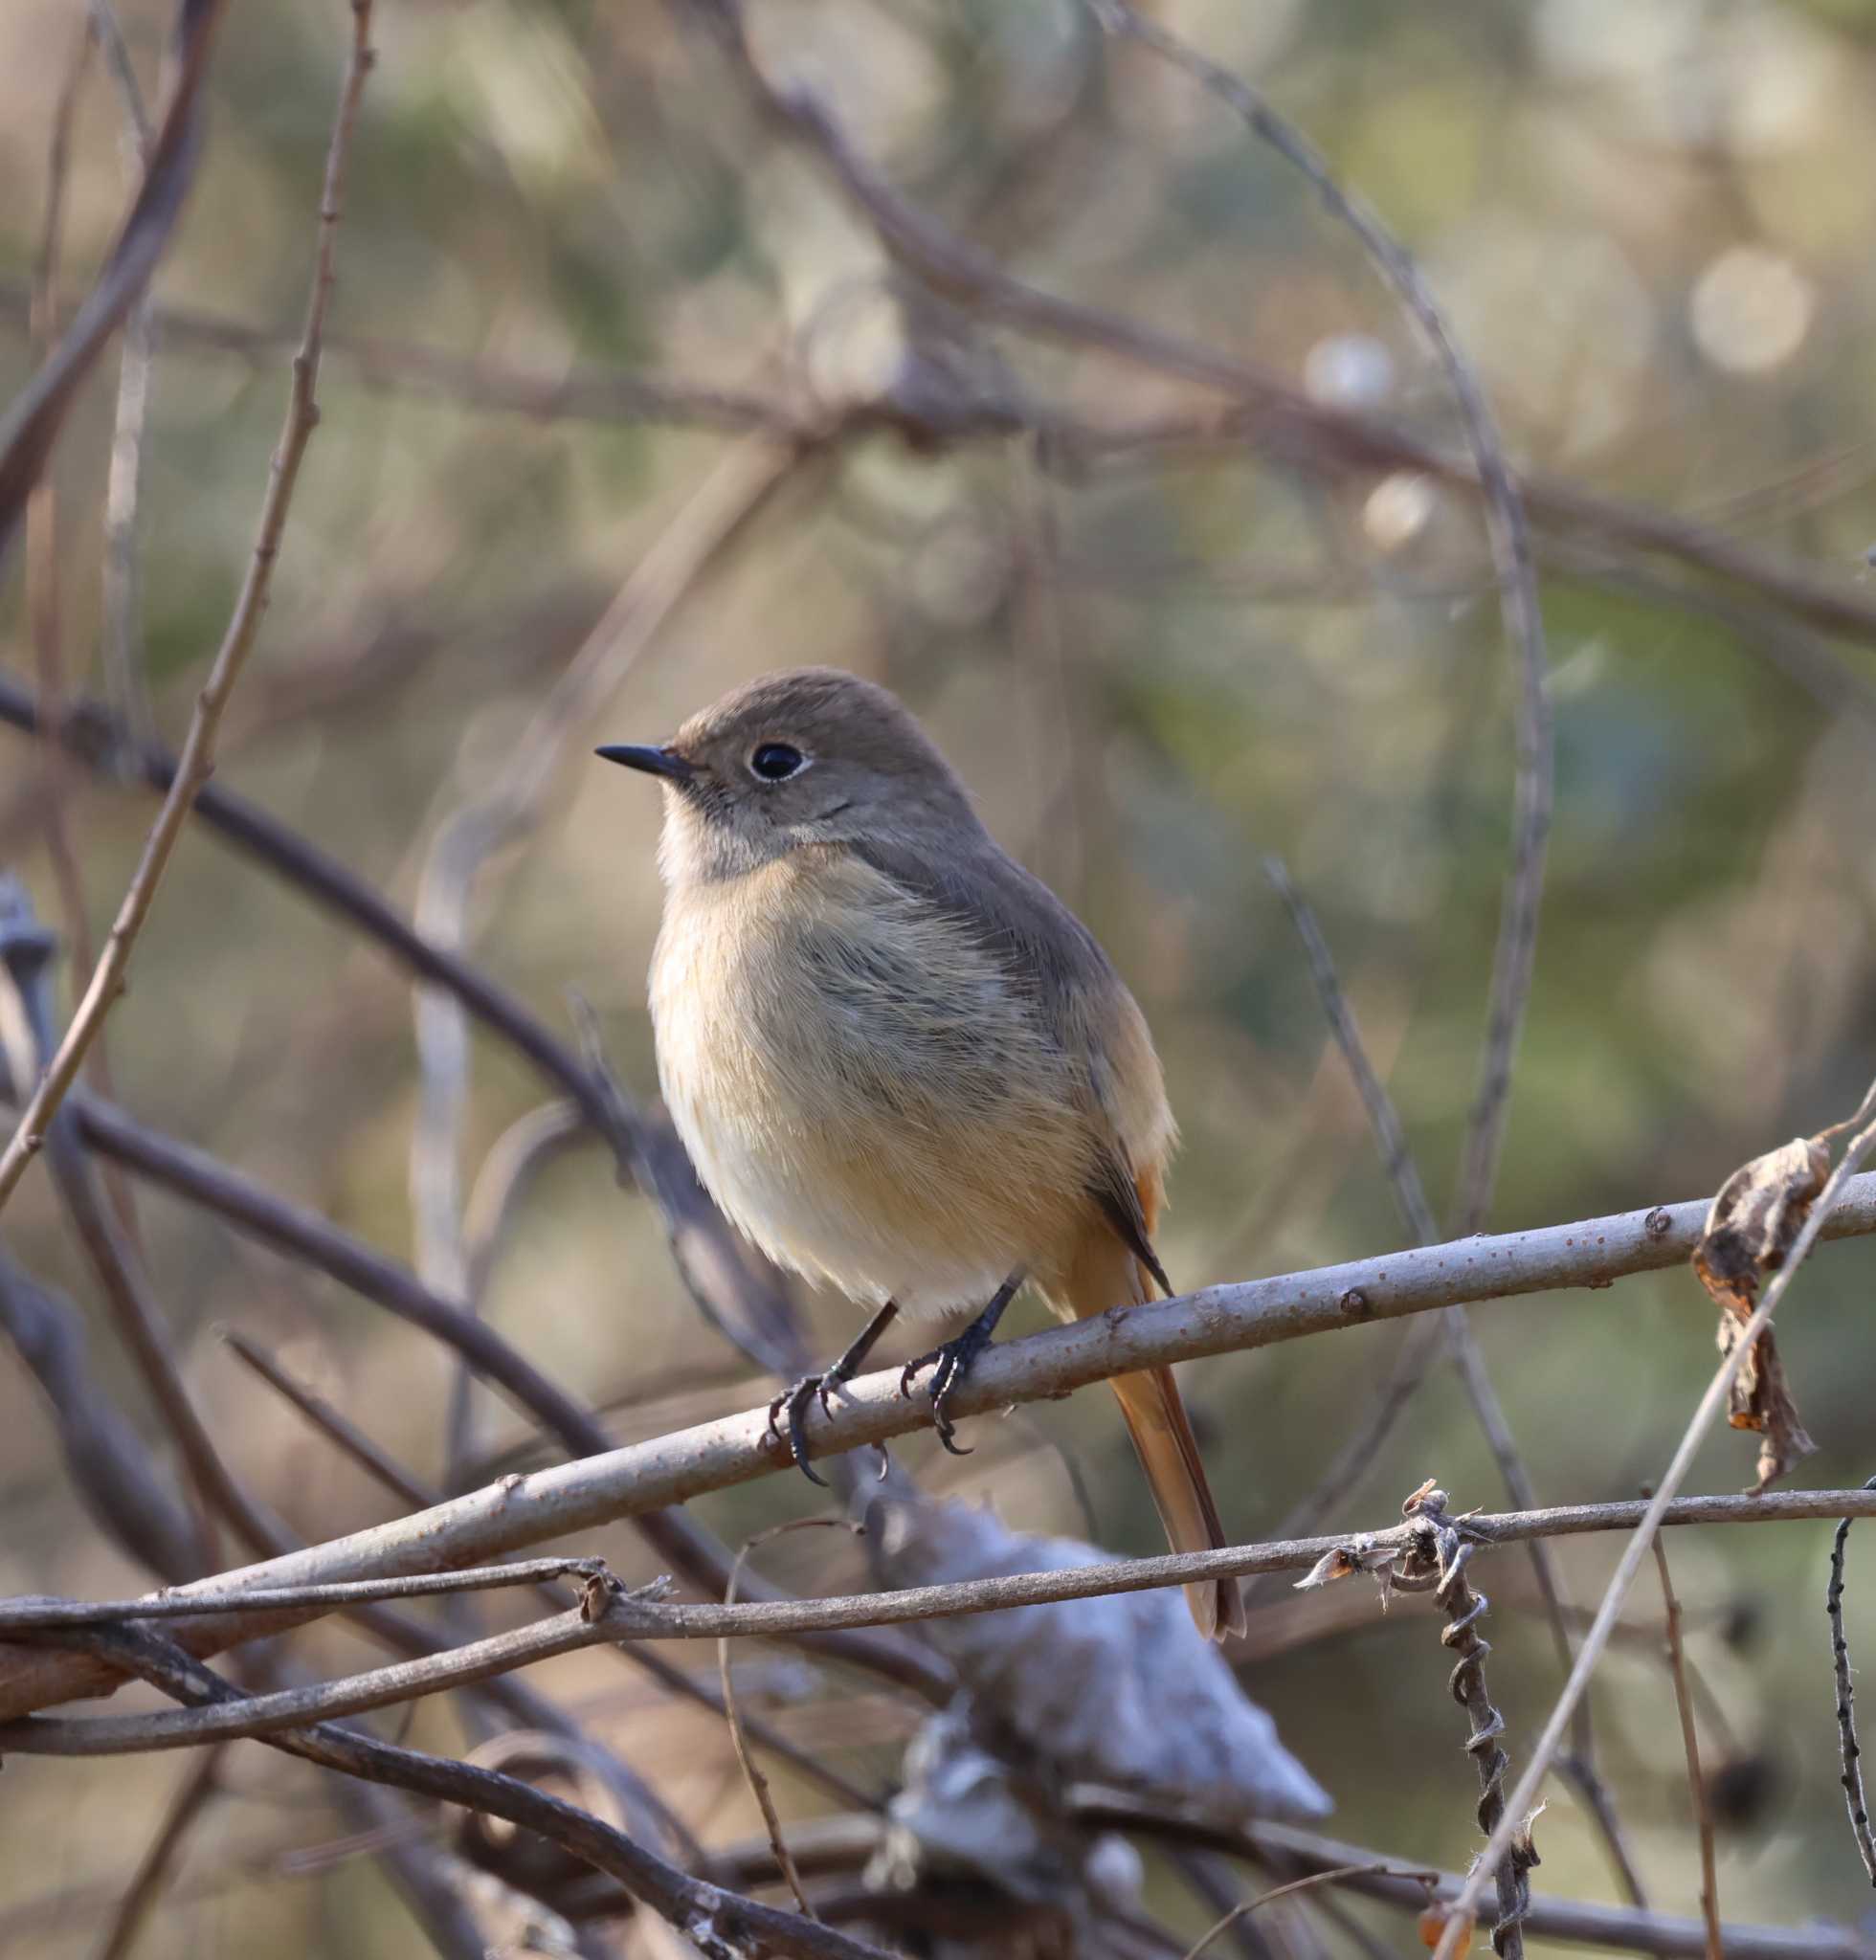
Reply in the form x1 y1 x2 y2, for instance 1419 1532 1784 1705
766 1300 900 1486
899 1271 1023 1455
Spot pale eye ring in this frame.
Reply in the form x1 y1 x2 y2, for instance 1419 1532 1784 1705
748 742 808 783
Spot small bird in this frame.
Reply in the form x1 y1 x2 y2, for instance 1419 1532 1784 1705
599 667 1245 1639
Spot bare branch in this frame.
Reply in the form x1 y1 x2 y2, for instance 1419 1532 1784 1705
222 1328 435 1510
0 0 227 566
0 1150 1872 1725
0 0 374 1213
1090 0 1551 1238
1110 1813 1873 1960
1257 860 1638 1895
0 1593 638 1754
1396 1485 1535 1957
0 1558 617 1632
1179 1863 1439 1960
1434 1086 1876 1955
59 1623 895 1960
447 1100 584 1484
1651 1529 1722 1956
9 1486 1876 1728
413 435 803 1459
0 1252 198 1586
221 1333 882 1815
1828 1476 1876 1888
88 0 161 746
87 1744 224 1960
718 1523 861 1920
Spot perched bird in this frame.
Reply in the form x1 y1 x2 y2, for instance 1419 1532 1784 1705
599 668 1244 1639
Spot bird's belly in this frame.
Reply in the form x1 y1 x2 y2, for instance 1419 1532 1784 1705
674 1106 1024 1317
650 886 1089 1317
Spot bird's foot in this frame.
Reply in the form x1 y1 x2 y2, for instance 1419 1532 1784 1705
900 1317 997 1456
764 1300 902 1486
766 1366 856 1487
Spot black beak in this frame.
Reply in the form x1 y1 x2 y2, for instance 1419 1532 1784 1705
595 744 695 784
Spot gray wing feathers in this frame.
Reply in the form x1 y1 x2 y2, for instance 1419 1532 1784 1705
849 835 1172 1292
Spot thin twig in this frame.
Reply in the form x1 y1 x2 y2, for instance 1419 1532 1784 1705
1088 1810 1874 1960
44 1117 279 1561
413 435 798 1478
0 1592 645 1752
720 1521 862 1919
90 0 160 746
1433 1085 1876 1957
8 256 1876 655
1092 2 1555 1239
0 1251 199 1585
22 23 145 1243
0 0 228 566
625 1639 883 1817
1651 1528 1722 1955
1261 858 1434 1240
1179 1864 1439 1960
86 0 153 148
4 892 263 1563
58 1623 895 1960
10 1489 1876 1726
447 1099 585 1486
1828 1475 1876 1887
0 278 800 433
221 1329 434 1510
0 1559 617 1630
1256 865 1643 1902
225 1333 883 1815
0 0 374 1214
87 1744 225 1960
1394 1486 1536 1958
52 1091 948 1704
26 19 94 961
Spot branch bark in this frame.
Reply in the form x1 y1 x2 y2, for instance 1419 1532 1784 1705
0 1153 1871 1724
7 1485 1876 1726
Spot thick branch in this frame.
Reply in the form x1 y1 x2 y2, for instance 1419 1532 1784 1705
0 1164 1872 1725
0 1157 1868 1729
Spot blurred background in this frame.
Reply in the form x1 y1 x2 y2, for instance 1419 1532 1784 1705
5 0 1876 1952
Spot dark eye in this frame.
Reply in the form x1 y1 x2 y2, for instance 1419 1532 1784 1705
748 742 806 782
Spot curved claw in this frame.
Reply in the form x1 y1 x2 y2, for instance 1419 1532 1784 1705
933 1416 973 1457
766 1377 832 1488
900 1338 984 1453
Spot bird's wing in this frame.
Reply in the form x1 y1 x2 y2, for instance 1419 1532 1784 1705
848 835 1176 1293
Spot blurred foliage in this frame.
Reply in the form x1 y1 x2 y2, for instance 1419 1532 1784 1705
5 0 1876 1953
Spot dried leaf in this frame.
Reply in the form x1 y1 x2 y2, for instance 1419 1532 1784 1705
1400 1476 1442 1516
1294 1548 1360 1591
1693 1137 1828 1312
1418 1903 1472 1951
1692 1136 1828 1490
1715 1317 1817 1491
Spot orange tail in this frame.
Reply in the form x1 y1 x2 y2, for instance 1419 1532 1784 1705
1061 1210 1245 1641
